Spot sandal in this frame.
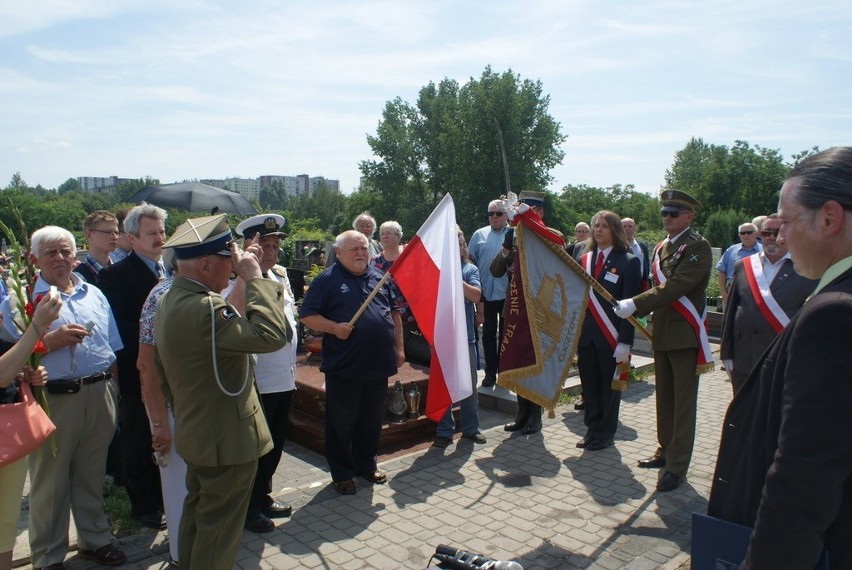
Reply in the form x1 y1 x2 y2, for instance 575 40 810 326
78 544 127 566
333 479 357 495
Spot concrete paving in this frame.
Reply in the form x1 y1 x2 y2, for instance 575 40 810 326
12 365 733 569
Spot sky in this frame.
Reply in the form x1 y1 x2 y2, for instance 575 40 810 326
1 1 850 196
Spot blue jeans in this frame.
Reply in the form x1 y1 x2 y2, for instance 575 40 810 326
436 344 480 438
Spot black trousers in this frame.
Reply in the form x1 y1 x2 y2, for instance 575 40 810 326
119 391 163 516
577 344 622 442
324 374 387 481
248 390 294 516
482 298 505 375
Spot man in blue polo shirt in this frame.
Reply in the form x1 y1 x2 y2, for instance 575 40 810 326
299 230 404 495
716 222 761 308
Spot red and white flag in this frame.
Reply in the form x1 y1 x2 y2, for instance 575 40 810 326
389 194 470 421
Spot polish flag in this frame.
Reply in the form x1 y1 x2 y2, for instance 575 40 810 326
389 194 471 421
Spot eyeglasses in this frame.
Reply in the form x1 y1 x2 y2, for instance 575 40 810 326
660 209 681 218
91 229 120 236
760 229 780 237
487 212 505 217
739 230 755 236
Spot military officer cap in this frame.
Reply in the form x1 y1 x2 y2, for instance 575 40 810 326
660 188 700 212
235 214 286 240
162 214 233 259
519 190 545 207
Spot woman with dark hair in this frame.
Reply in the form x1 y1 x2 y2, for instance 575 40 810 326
576 210 641 451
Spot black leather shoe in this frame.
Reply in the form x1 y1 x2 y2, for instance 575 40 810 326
136 511 166 530
462 432 487 444
576 439 590 449
358 470 388 484
263 500 292 518
637 456 666 469
657 471 683 492
574 398 585 410
481 373 497 388
504 420 525 432
244 512 275 533
585 438 613 451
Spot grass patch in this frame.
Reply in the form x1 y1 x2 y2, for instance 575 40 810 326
103 481 146 538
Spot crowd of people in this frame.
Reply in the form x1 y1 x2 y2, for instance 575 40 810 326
0 147 850 569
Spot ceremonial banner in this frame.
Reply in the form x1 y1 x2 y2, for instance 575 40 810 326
498 220 589 415
389 194 470 421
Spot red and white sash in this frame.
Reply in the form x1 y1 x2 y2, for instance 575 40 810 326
651 242 715 374
741 254 788 334
582 252 618 349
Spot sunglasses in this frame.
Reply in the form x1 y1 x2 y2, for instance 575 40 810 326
660 209 682 218
760 229 780 237
487 211 506 217
739 230 755 236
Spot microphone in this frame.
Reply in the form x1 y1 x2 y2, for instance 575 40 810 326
433 544 524 570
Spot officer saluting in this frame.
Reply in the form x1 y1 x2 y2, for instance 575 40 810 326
153 214 292 569
615 189 713 492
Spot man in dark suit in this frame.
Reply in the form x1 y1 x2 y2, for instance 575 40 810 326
708 147 852 569
621 217 651 290
98 203 168 529
719 213 817 393
615 190 713 492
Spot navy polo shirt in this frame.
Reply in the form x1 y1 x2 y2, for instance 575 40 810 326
299 263 398 378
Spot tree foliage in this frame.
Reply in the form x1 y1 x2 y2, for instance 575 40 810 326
665 138 789 227
359 66 566 235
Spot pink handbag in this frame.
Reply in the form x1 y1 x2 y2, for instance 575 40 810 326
0 381 56 467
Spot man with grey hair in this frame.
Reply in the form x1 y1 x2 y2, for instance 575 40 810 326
716 222 761 307
324 211 383 267
708 146 852 568
719 214 817 393
1 226 126 568
468 198 509 387
99 203 169 529
300 230 404 495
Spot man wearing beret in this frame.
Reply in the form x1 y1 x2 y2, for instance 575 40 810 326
154 214 291 569
615 189 713 492
224 214 297 533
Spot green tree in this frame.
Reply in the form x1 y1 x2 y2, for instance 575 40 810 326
360 66 566 235
57 178 82 194
114 176 159 202
259 180 287 210
665 138 789 227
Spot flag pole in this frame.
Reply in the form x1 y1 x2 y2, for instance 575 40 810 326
534 231 653 342
348 270 392 327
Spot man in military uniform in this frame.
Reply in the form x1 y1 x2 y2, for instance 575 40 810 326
224 214 298 533
615 189 713 492
154 214 291 569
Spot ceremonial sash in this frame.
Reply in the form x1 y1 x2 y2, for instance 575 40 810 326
652 242 715 375
582 252 630 387
742 254 788 334
582 252 618 349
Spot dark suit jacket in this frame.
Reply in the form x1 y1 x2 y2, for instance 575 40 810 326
634 240 651 289
632 231 712 352
579 249 642 348
708 267 852 569
98 252 159 398
720 256 817 378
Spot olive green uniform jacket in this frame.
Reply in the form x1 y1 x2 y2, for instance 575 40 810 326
154 276 291 467
632 230 711 350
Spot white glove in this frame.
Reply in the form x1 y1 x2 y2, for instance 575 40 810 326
614 299 636 318
614 343 631 363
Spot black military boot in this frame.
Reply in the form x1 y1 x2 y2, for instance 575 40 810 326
522 401 543 435
504 397 529 431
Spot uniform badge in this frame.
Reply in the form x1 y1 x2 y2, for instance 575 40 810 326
340 284 350 294
263 217 279 232
219 307 238 321
688 254 699 262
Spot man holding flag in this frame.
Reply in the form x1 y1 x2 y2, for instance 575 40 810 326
299 231 404 496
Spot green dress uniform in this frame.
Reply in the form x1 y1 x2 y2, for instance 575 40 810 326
632 229 711 478
155 275 290 569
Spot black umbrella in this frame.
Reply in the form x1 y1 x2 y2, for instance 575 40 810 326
127 182 257 216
